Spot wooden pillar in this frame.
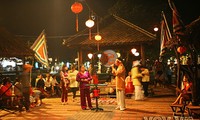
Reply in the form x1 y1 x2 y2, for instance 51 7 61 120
191 49 198 105
78 48 83 71
140 44 145 66
174 46 181 90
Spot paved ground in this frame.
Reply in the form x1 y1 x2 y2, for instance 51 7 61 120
0 86 191 120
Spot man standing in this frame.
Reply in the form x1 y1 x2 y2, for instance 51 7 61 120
111 58 126 111
20 64 33 112
140 66 150 97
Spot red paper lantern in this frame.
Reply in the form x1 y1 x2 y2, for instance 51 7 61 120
177 46 186 54
71 2 83 32
71 2 83 14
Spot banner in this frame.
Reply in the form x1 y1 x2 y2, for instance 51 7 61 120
31 30 49 67
168 0 185 36
160 12 172 56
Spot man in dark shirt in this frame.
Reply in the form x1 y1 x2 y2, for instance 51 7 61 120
20 64 33 112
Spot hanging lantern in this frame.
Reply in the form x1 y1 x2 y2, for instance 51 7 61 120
85 19 95 40
71 2 83 32
85 19 95 28
134 52 140 56
87 53 93 59
95 34 102 41
177 46 186 54
131 48 137 54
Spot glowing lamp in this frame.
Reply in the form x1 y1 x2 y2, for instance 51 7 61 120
85 19 95 28
95 34 102 41
134 52 140 56
85 19 95 40
154 27 159 32
88 53 93 59
177 46 186 54
131 48 137 54
97 54 102 59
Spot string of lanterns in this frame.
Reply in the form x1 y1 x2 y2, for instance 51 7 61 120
70 1 99 41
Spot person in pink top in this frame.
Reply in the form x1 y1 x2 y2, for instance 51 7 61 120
76 64 93 110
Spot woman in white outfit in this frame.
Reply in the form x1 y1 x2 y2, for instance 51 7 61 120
68 64 79 102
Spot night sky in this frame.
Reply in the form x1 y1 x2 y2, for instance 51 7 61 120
0 0 116 62
0 0 199 62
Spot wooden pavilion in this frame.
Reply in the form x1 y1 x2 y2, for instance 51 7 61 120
64 15 156 70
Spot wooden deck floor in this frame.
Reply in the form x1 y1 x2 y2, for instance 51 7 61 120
0 87 181 120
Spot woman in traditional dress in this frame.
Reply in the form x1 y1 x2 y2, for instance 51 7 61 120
76 65 93 110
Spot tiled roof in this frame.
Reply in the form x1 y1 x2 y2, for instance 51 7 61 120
64 15 156 49
0 28 34 57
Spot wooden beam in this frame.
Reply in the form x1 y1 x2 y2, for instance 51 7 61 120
141 44 145 66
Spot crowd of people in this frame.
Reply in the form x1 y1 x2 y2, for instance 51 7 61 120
0 63 78 111
0 58 193 113
112 58 193 112
0 63 93 111
0 64 33 112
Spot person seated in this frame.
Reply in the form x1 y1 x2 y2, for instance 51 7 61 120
36 74 49 103
13 78 23 109
51 75 60 96
36 74 46 91
172 74 192 105
0 77 12 107
0 80 3 106
30 87 42 107
14 78 22 97
44 73 53 95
